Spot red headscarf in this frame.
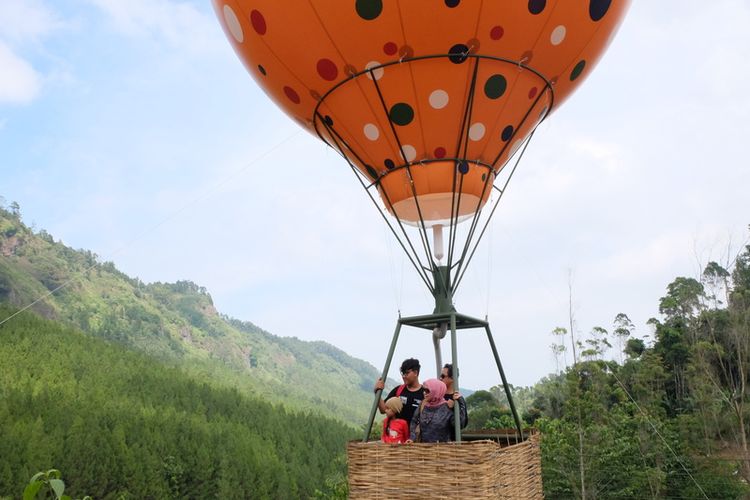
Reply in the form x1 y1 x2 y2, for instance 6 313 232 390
422 378 448 408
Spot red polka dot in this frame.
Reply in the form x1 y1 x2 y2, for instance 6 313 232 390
434 147 447 158
250 10 266 35
317 58 338 81
490 26 504 40
283 86 300 104
383 42 398 55
399 45 414 59
528 87 538 99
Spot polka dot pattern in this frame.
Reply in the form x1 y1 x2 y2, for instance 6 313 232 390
364 123 379 141
501 125 514 142
365 61 384 80
589 0 612 22
250 10 266 35
429 89 449 109
284 86 300 104
550 25 566 45
570 60 586 81
468 123 485 141
484 75 507 99
216 0 630 223
316 58 338 81
448 44 469 64
389 103 414 126
528 0 546 15
222 5 243 43
401 145 417 162
356 0 383 20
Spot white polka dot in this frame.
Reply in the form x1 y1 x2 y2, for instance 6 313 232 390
223 5 243 43
401 145 416 162
468 123 485 141
429 89 449 109
363 123 379 141
550 25 566 46
365 61 384 80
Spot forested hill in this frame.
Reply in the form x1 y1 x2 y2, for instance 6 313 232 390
0 204 379 427
0 304 355 498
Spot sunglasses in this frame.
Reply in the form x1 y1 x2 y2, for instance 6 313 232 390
440 374 450 379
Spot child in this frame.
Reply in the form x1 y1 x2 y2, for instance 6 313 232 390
381 397 409 444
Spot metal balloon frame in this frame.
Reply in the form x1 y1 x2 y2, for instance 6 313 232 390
313 53 555 442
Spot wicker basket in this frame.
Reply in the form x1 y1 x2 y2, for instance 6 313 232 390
347 434 542 499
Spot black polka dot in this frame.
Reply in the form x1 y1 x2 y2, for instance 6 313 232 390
484 74 507 99
356 0 383 20
570 60 586 81
324 115 334 126
445 0 460 7
528 0 546 15
501 125 514 142
457 161 469 174
589 0 612 22
365 165 379 179
448 44 469 64
257 64 266 76
389 103 414 126
384 159 395 170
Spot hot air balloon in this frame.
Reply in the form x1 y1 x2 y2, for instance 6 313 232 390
213 0 629 485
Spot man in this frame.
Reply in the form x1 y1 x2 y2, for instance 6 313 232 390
374 358 425 424
441 363 468 439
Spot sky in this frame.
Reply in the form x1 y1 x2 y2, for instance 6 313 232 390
1 1 749 390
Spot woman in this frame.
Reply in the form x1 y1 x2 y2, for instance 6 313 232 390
441 363 468 438
408 378 455 443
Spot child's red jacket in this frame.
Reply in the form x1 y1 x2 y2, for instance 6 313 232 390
381 417 409 443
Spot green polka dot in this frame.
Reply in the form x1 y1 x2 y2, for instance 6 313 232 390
365 165 378 179
570 60 586 81
484 74 507 99
481 173 486 182
389 103 414 126
355 0 383 21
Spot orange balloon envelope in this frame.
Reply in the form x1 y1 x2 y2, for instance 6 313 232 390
214 0 629 226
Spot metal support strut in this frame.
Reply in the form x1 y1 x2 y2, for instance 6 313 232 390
363 310 524 442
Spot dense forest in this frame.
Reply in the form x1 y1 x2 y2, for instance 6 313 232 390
0 304 355 498
463 231 750 498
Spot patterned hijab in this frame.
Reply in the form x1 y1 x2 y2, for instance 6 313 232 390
422 378 448 408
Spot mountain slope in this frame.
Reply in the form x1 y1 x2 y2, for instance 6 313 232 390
0 205 379 427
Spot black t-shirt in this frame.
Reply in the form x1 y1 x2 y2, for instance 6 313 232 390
385 384 425 424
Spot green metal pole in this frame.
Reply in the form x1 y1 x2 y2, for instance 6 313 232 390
450 313 461 442
485 324 523 440
363 318 403 442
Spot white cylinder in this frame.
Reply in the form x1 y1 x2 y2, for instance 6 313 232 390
433 224 444 262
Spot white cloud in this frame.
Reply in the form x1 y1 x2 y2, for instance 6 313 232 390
0 42 42 104
87 0 219 52
0 0 59 43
